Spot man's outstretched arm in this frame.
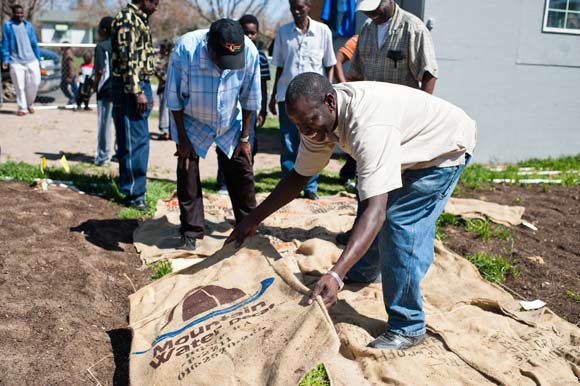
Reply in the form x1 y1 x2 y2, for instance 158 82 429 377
225 170 310 245
307 193 388 308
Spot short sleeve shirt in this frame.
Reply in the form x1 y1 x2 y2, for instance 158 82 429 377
272 17 337 102
349 5 438 87
294 82 477 201
94 38 112 100
338 35 358 61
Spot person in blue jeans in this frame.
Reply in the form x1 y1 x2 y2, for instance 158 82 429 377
227 73 477 350
94 16 114 166
268 0 336 200
110 0 158 210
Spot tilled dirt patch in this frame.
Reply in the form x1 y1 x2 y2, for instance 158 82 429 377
0 182 150 386
442 183 580 325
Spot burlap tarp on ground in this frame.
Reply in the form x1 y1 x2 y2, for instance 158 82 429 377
445 197 525 226
130 195 579 385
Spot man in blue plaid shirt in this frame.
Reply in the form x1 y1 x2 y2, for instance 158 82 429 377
166 19 262 250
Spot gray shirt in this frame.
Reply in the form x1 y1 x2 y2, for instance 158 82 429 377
10 22 36 64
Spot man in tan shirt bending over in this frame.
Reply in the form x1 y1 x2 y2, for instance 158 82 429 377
227 72 476 350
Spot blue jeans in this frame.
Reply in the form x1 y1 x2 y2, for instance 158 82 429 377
112 77 152 203
278 102 318 194
346 156 470 337
95 98 113 165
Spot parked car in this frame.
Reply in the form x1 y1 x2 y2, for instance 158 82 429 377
1 48 62 103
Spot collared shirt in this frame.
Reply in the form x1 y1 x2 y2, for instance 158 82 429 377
111 3 155 94
166 29 261 159
349 4 438 88
294 82 477 201
272 17 336 102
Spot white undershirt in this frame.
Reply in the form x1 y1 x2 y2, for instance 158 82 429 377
377 20 391 49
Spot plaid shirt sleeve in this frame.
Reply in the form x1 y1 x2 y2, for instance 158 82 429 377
239 43 262 112
166 43 189 111
408 26 438 81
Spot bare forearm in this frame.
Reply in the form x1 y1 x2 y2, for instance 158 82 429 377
421 71 436 94
331 194 388 278
271 68 282 99
241 109 253 137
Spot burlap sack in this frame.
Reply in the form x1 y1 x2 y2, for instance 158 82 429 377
128 237 367 386
133 195 235 265
445 197 525 226
293 239 580 385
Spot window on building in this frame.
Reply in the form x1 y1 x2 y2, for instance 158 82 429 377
544 0 580 34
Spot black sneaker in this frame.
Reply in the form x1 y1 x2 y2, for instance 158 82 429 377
178 235 197 251
368 331 425 350
303 191 319 200
129 200 148 212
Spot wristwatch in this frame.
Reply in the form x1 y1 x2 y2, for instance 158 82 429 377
326 270 344 291
239 135 250 143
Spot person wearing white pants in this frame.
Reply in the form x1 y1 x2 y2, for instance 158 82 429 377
1 4 42 116
9 60 41 113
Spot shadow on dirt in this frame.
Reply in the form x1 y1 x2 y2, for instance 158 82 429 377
71 219 139 251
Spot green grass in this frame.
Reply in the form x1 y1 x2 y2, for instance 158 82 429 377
0 160 345 220
465 252 518 283
566 289 580 302
149 259 173 280
253 169 343 196
299 364 330 386
435 213 511 242
464 218 512 242
458 154 580 190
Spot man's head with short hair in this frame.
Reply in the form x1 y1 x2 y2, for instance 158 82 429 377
289 0 311 25
12 5 25 22
132 0 159 16
98 16 114 39
239 14 259 42
83 51 93 64
285 72 338 142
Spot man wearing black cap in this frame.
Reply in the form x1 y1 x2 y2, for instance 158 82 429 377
165 19 262 250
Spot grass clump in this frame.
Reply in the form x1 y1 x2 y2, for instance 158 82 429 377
566 289 580 302
149 259 173 280
436 213 511 242
465 218 511 242
299 364 330 386
466 252 517 283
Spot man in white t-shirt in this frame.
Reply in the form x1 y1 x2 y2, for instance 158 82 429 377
269 0 336 200
227 73 476 350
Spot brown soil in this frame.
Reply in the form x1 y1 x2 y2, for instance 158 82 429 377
442 183 580 325
0 181 578 386
0 182 150 386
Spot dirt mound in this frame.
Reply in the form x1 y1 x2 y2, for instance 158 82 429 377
0 182 149 386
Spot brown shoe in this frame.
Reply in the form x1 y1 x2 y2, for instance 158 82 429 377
16 111 26 117
159 132 170 140
28 107 35 114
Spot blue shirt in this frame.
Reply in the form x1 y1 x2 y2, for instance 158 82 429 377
1 19 40 65
166 29 261 159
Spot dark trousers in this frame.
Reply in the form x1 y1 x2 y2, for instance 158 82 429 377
112 77 151 203
178 147 257 239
